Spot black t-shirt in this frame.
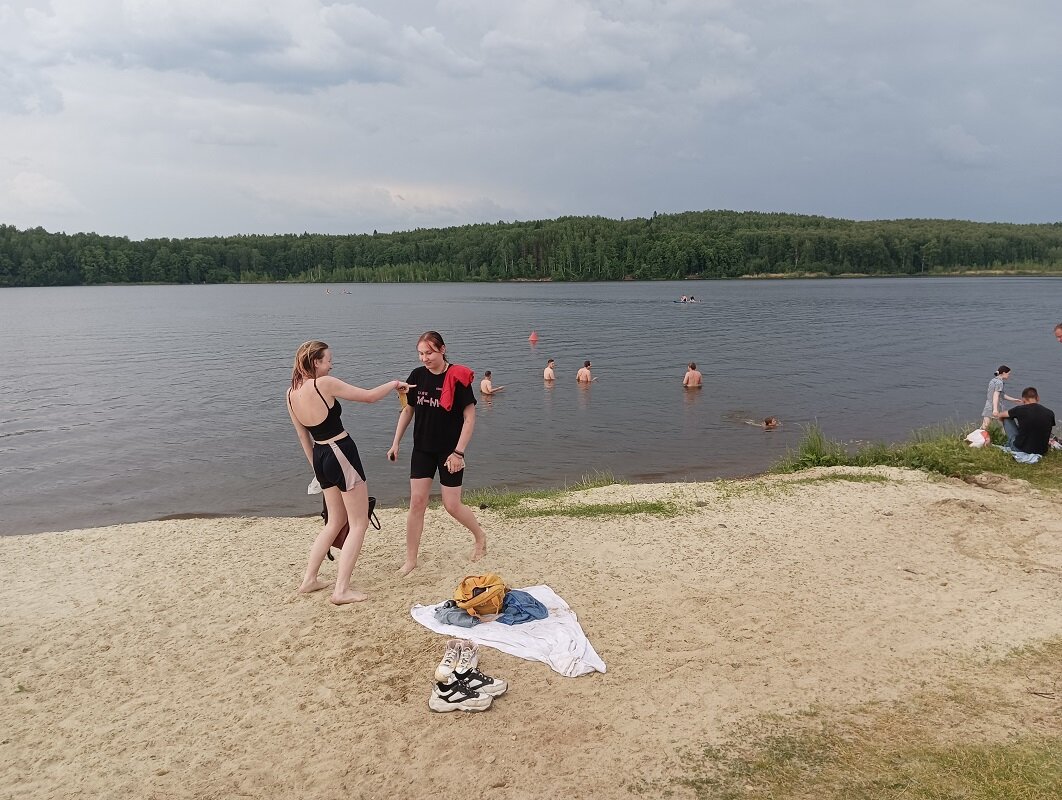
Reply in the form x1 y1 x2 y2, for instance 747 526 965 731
1008 402 1056 455
405 365 477 453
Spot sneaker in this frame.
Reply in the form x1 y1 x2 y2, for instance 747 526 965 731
428 677 493 713
454 640 480 673
434 638 463 682
453 641 507 697
455 666 508 697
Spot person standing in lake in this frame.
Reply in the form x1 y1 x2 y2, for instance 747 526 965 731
577 360 595 383
543 358 556 381
388 331 487 576
479 370 504 396
683 362 702 387
287 340 413 604
981 365 1020 432
1054 322 1062 344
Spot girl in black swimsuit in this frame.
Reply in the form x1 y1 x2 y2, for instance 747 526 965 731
287 340 413 604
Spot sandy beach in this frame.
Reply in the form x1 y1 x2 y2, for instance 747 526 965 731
3 466 1062 800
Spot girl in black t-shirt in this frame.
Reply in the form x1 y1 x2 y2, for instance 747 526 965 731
387 331 487 576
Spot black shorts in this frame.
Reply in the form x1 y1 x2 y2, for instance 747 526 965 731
410 449 464 487
312 436 366 492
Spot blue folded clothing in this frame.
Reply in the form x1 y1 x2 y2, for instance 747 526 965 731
495 589 548 625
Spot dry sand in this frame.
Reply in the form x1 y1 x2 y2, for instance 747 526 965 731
3 467 1062 800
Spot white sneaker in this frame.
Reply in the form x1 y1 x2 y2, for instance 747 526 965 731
428 677 493 713
454 640 479 674
434 638 463 682
455 666 507 697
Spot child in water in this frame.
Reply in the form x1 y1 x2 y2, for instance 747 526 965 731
743 416 780 429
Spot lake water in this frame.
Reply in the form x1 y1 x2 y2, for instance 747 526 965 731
2 278 1060 535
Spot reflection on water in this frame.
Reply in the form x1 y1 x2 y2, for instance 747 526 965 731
2 277 1060 535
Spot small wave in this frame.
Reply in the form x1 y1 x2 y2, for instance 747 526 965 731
0 429 48 439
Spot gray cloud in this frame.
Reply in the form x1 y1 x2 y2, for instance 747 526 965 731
0 0 1059 237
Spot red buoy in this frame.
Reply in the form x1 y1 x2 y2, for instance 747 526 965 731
528 331 539 343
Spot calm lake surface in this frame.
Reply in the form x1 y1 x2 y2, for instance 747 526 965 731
2 278 1060 535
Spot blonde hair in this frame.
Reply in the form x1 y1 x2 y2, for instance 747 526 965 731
291 340 329 391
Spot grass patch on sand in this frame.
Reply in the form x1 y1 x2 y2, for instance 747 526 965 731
774 424 1062 492
463 471 678 519
788 472 893 486
503 500 680 519
634 640 1062 799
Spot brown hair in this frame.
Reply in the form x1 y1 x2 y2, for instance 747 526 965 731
417 331 448 362
1021 386 1039 400
995 365 1010 376
291 340 329 391
764 417 779 428
688 362 697 370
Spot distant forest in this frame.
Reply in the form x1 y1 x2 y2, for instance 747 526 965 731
3 211 1062 287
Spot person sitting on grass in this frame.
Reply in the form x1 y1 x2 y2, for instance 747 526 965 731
993 386 1056 461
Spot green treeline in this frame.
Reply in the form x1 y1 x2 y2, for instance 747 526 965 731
3 210 1062 287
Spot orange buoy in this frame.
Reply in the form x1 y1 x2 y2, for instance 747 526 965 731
528 331 539 343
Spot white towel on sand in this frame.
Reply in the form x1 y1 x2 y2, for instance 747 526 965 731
410 584 606 677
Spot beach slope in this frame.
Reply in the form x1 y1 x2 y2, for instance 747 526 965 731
3 467 1061 799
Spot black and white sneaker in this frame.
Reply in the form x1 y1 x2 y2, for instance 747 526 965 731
454 666 508 697
428 677 493 713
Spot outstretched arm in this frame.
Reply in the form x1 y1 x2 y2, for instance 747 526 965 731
321 376 412 404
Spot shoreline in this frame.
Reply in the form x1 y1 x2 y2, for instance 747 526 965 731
4 466 1061 798
5 270 1062 289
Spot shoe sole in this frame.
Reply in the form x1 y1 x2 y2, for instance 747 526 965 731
428 695 493 713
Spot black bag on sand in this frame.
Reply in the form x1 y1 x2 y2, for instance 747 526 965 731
323 496 381 561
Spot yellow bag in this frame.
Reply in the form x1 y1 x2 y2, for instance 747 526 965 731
454 573 507 618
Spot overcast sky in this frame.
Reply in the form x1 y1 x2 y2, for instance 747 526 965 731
1 0 1060 239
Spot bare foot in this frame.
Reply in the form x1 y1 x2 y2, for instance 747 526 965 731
470 540 487 562
397 561 417 577
330 589 369 605
297 578 333 594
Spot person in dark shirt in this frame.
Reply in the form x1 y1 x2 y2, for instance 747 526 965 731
994 386 1056 456
388 331 487 576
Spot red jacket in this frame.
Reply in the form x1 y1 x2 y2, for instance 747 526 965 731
440 364 475 411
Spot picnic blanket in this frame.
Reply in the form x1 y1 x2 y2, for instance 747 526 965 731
411 584 606 677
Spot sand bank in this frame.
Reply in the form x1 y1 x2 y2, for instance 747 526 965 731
3 467 1062 799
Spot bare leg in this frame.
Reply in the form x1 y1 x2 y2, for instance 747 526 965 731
400 478 433 576
298 487 346 593
441 484 487 562
331 482 371 604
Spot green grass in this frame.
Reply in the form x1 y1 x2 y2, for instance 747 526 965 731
788 472 893 486
774 424 1062 492
461 471 681 519
502 500 681 519
634 639 1062 800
